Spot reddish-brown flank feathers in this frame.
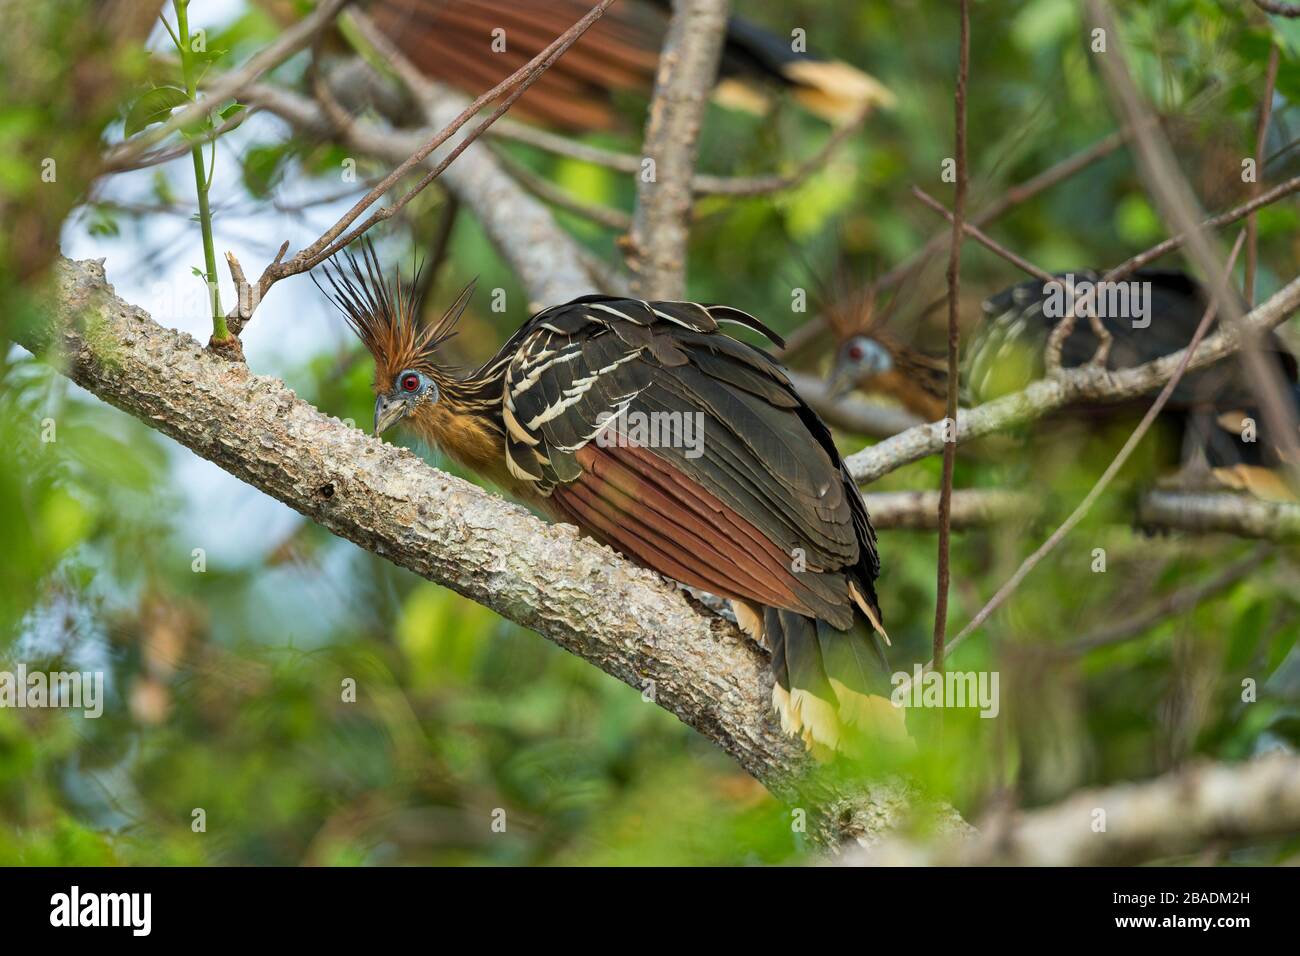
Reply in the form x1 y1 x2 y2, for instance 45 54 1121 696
551 443 809 612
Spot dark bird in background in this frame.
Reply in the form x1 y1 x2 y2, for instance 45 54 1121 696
827 269 1300 500
317 244 906 757
366 0 894 131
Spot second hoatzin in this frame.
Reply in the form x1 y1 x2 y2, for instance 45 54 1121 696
318 244 902 756
828 269 1300 499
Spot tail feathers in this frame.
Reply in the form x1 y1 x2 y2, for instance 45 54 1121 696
715 12 895 124
713 59 896 125
1210 465 1299 502
782 59 897 124
765 607 908 759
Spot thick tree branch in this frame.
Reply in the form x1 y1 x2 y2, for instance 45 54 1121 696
843 753 1300 865
1137 490 1300 541
18 256 969 847
865 490 1026 531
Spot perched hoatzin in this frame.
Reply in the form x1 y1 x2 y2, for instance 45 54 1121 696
828 269 1300 499
316 244 902 756
363 0 894 130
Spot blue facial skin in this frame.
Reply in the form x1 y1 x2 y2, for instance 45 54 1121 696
829 335 894 398
373 369 439 435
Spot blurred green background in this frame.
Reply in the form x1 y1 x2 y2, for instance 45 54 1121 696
2 0 1299 865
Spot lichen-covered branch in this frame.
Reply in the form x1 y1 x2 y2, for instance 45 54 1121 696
18 256 967 847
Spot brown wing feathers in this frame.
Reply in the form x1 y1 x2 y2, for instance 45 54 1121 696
499 296 900 753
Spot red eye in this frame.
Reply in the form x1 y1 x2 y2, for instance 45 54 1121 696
847 344 865 361
400 373 421 393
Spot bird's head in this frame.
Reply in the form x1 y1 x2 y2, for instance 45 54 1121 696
828 333 895 398
314 241 474 436
818 272 895 399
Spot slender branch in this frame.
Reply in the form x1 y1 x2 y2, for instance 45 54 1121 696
1064 546 1274 655
627 0 731 299
1101 173 1300 282
1245 45 1280 306
912 187 1054 284
104 0 353 168
933 0 971 678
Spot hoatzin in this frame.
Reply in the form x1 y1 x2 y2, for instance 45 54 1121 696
827 269 1300 499
362 0 893 130
316 244 901 757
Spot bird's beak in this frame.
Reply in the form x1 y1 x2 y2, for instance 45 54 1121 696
374 394 409 436
827 363 855 401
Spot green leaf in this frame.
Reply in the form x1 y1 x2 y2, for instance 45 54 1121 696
123 86 191 137
241 143 289 198
218 102 245 123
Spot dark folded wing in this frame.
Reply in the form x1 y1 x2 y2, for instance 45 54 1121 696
500 297 878 627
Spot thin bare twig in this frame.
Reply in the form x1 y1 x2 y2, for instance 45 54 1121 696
1064 546 1274 655
241 78 595 306
933 0 971 678
912 187 1054 284
1102 173 1300 282
779 132 1125 362
223 0 618 339
1245 45 1280 306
